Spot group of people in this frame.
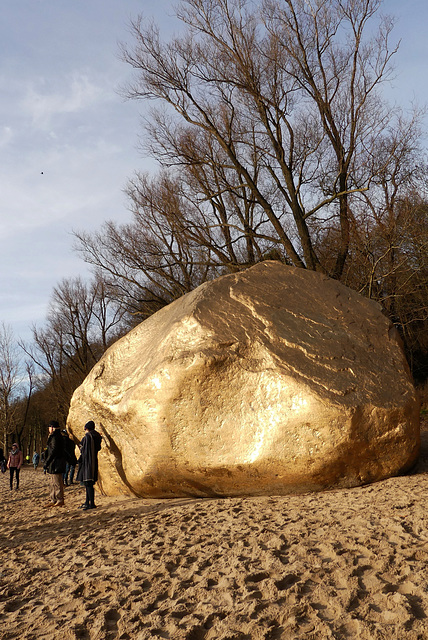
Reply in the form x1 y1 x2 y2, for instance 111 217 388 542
44 420 102 510
2 420 102 511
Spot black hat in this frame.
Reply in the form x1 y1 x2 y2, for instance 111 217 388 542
85 420 95 431
48 420 60 429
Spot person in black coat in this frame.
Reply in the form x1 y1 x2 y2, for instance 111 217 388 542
61 429 78 485
76 420 102 510
43 420 67 507
0 448 6 474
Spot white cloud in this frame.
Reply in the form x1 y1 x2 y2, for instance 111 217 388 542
21 72 108 129
0 126 13 148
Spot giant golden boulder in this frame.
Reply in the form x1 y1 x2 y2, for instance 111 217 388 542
66 261 420 497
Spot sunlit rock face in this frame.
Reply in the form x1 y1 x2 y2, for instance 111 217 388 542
66 261 420 498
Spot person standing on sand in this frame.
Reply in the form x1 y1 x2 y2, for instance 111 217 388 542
32 451 40 469
43 421 67 508
0 448 6 474
7 443 23 490
40 450 47 473
61 429 78 485
76 420 102 511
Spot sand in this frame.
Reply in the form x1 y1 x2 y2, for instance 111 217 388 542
1 422 428 640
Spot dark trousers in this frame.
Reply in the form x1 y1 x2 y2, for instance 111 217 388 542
84 480 95 507
64 463 76 484
9 467 20 489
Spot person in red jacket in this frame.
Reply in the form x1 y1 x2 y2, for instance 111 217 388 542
7 443 23 490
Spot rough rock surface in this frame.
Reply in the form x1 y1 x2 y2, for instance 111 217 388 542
66 261 420 497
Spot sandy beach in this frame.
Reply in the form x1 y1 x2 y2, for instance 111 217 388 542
1 421 428 640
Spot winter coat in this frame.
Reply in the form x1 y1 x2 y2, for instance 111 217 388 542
76 430 102 483
7 449 23 470
44 429 67 475
62 434 78 466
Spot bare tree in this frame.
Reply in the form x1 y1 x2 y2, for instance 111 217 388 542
0 323 21 451
262 0 398 277
74 177 219 322
355 114 427 302
144 119 287 268
311 109 428 378
21 276 126 422
120 0 399 277
13 362 35 453
350 193 428 376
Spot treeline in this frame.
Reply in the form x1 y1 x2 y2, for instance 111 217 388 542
1 0 427 455
0 280 128 457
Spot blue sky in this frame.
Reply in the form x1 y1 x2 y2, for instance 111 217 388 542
1 0 175 343
1 0 427 345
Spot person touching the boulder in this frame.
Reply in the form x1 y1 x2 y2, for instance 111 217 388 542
76 420 102 510
43 420 67 507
